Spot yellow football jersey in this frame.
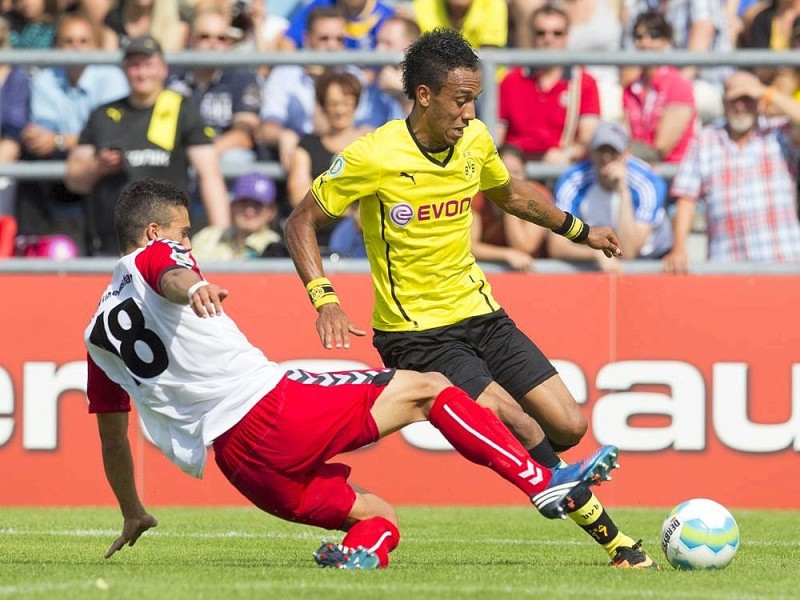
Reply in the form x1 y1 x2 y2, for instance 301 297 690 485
311 118 511 332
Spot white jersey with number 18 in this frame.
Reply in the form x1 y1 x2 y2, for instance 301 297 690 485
84 239 284 477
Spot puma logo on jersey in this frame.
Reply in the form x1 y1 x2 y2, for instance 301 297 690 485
399 172 416 184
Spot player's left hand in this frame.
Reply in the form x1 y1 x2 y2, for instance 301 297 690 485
586 226 622 258
105 512 158 559
316 303 366 349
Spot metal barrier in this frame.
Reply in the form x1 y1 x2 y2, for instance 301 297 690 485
2 256 800 274
0 48 793 181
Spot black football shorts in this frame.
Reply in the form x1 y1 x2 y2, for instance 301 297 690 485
373 309 557 401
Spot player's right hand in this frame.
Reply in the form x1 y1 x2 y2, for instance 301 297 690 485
189 283 229 318
586 226 622 258
316 303 366 349
105 512 158 559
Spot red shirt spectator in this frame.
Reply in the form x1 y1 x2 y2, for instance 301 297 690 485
497 6 600 164
623 12 696 165
624 65 696 164
499 66 600 159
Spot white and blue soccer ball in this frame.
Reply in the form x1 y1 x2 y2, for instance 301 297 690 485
660 498 740 570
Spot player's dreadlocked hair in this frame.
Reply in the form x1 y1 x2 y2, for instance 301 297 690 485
115 178 190 252
401 28 480 101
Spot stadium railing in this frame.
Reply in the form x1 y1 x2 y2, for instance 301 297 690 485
2 255 800 274
1 48 799 182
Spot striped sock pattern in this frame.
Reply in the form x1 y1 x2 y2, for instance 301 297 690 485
428 386 552 496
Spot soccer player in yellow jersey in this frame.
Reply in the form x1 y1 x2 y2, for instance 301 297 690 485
285 28 657 568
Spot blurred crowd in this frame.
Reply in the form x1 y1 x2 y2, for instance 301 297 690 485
0 0 799 272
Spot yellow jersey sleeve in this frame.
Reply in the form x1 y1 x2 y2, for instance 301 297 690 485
480 138 510 190
311 133 380 218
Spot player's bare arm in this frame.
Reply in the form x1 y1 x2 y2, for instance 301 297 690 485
285 193 366 349
96 412 157 558
484 177 623 258
160 268 228 318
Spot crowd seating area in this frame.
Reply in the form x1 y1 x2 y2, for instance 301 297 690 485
1 0 799 268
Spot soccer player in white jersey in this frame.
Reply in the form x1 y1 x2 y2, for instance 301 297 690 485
85 178 621 569
285 29 658 568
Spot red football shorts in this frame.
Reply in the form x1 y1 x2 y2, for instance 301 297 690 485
213 369 392 530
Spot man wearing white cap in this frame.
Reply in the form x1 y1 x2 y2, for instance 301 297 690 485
548 120 672 268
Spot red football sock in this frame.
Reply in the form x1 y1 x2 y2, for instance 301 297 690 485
341 517 400 568
428 386 552 496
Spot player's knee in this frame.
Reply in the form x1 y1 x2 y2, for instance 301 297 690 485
478 391 521 420
353 494 398 526
572 411 589 439
379 503 398 526
408 371 454 418
347 485 399 528
416 371 451 399
552 413 588 448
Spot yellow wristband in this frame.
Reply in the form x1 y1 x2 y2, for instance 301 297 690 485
312 294 340 310
305 277 331 291
553 213 591 243
306 277 340 310
564 216 584 240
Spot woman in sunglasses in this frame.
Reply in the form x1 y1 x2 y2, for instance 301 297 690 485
622 10 696 165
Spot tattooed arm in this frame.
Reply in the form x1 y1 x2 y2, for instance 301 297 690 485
483 177 622 258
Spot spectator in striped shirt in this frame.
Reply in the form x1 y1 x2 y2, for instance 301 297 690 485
663 70 800 272
548 120 671 270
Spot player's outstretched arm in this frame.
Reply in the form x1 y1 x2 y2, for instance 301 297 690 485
484 178 622 258
484 177 567 229
285 193 366 349
96 412 158 558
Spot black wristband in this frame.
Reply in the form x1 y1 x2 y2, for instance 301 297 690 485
573 222 590 243
553 212 575 236
554 212 591 243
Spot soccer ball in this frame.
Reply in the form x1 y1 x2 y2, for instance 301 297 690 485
660 498 740 570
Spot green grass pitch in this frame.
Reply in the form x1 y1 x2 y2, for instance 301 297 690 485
1 506 797 599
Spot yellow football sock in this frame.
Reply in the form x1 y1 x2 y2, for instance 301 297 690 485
567 492 636 558
602 532 637 558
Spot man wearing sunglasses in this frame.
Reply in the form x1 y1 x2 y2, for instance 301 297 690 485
167 9 262 167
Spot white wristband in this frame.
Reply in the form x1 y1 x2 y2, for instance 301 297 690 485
187 280 210 302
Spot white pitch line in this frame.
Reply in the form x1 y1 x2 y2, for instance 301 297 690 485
0 528 797 548
0 528 580 545
0 528 316 540
0 581 93 597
